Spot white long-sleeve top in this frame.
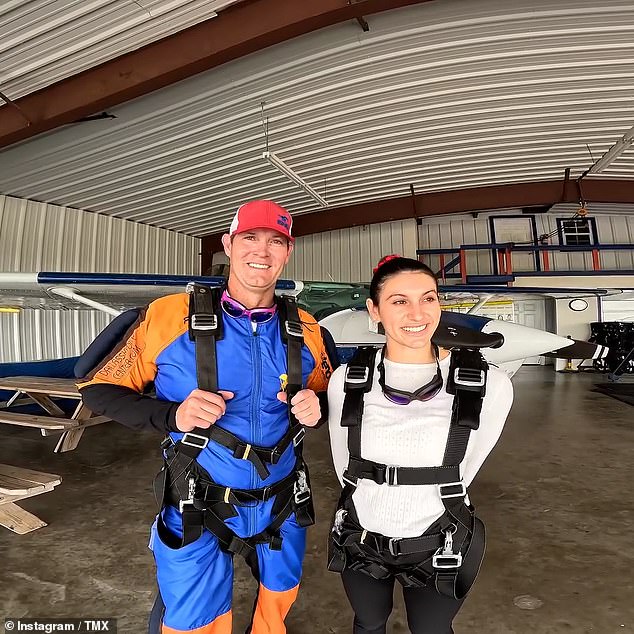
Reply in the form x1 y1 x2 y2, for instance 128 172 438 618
328 351 513 539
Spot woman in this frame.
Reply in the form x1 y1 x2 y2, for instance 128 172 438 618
327 255 513 634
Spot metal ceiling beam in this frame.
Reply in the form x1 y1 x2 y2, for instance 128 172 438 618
0 0 432 150
200 177 634 271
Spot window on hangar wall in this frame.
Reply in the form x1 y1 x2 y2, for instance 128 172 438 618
556 217 598 246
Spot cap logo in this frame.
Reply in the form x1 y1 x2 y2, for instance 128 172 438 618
277 214 290 230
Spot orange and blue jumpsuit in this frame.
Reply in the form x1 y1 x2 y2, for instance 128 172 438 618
78 293 333 634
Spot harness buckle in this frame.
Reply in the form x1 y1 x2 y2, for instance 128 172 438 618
432 551 463 569
180 432 209 449
453 367 485 389
432 526 462 569
385 465 399 486
292 427 306 447
294 469 311 505
285 320 304 339
179 476 196 513
438 481 467 499
345 365 370 386
160 435 174 450
179 498 195 513
190 313 218 331
388 537 402 557
333 509 348 536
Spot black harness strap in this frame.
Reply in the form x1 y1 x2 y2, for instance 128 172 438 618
157 285 314 554
331 344 489 597
277 295 304 428
341 347 376 432
155 284 224 506
345 457 461 487
443 348 487 465
188 282 222 393
202 421 305 480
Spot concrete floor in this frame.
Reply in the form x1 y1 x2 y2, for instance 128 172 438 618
1 366 632 633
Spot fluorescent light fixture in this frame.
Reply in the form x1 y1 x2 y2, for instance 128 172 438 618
263 151 328 207
588 124 634 174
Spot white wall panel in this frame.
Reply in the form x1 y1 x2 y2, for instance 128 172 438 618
0 194 199 362
284 218 417 283
0 194 199 273
0 310 113 363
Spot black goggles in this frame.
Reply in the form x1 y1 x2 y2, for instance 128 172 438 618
377 345 443 405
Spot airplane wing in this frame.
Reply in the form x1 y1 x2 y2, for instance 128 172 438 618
0 272 616 313
0 272 612 376
0 272 301 314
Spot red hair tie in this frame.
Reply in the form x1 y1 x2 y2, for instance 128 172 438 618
373 254 401 274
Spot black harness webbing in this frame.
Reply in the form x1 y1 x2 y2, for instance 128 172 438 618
329 345 488 598
189 283 222 393
154 284 314 554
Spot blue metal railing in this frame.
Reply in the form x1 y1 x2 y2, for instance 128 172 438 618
418 243 634 283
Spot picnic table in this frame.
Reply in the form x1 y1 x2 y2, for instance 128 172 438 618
0 463 62 534
0 376 109 452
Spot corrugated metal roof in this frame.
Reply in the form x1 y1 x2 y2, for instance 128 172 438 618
0 0 633 237
0 0 241 100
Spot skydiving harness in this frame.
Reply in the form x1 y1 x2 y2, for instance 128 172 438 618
154 283 314 558
327 344 490 599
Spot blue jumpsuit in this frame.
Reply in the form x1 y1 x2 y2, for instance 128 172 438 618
79 293 332 633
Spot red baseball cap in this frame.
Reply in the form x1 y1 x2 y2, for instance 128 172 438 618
228 200 294 242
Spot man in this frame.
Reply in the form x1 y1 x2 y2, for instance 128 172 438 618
78 200 334 634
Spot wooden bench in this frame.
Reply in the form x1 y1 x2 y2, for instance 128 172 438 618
0 464 62 534
0 376 110 452
0 411 80 432
0 410 109 434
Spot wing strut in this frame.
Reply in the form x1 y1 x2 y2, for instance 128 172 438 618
466 294 494 315
48 286 122 317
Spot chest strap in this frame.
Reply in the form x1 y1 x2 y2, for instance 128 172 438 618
344 458 461 488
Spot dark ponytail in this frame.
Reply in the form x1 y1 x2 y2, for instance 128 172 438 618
369 255 438 304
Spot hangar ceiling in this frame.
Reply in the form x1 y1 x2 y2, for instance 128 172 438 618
0 0 633 238
0 0 242 100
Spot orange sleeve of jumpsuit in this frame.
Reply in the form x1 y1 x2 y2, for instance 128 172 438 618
77 293 189 392
298 308 334 393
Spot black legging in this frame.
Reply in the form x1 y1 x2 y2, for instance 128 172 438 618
341 568 464 634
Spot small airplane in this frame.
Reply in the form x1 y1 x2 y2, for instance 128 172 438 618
0 271 613 377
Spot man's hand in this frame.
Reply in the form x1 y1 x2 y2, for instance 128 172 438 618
175 389 234 432
277 389 321 427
